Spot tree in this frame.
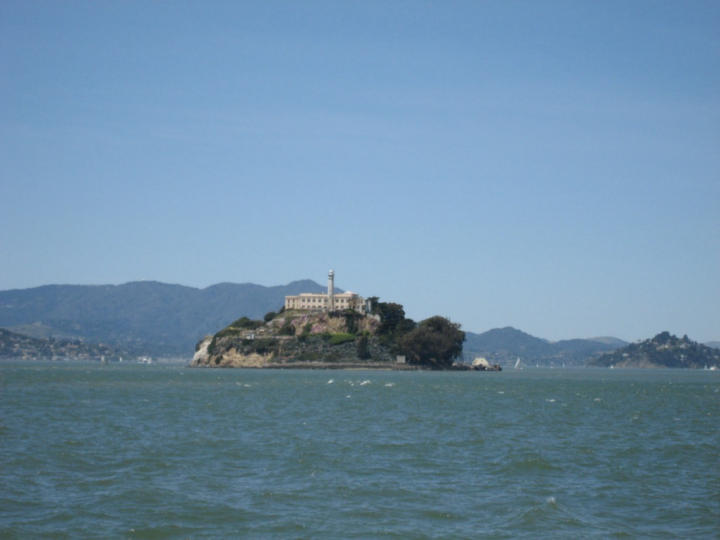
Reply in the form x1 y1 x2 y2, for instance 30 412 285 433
399 316 465 368
356 333 371 359
377 302 410 335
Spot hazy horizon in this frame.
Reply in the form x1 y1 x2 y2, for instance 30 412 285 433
1 277 717 345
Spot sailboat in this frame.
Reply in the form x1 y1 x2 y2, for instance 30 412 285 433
514 357 522 369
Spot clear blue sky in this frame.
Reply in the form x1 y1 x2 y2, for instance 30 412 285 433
1 1 718 342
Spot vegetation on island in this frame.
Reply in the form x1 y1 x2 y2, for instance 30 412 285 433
370 299 465 367
399 316 465 369
589 331 720 369
194 298 466 369
0 328 129 362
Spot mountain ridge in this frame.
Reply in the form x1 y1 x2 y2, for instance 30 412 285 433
1 281 714 363
463 326 627 367
0 280 331 355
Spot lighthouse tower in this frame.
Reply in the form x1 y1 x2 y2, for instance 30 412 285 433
327 269 335 311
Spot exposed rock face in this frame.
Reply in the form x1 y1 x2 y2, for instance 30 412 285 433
191 310 396 368
208 349 273 368
192 336 212 365
471 357 502 371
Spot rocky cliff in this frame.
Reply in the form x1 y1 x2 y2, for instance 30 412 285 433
192 310 400 368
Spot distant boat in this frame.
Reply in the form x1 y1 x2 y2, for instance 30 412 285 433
514 358 522 369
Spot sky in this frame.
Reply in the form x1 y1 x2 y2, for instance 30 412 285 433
1 1 718 342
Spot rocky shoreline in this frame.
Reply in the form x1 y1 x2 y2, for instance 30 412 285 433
192 359 421 370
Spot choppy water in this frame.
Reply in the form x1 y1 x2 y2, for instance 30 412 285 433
1 362 718 538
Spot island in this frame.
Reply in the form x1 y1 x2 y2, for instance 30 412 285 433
589 331 720 369
192 306 469 369
192 270 467 370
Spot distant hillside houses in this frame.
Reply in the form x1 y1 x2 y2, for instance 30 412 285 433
284 270 369 313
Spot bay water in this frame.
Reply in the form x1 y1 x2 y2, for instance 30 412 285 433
1 362 718 538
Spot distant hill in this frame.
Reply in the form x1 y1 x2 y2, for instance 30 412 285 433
587 336 628 347
0 280 329 356
589 332 720 369
464 327 554 360
0 328 128 361
6 281 704 366
706 341 720 350
463 327 626 367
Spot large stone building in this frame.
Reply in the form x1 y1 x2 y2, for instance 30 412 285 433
284 270 368 313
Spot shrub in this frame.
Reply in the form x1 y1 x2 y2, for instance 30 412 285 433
356 334 370 359
250 338 278 355
229 317 263 329
214 327 241 339
342 310 362 334
297 351 321 362
264 311 277 322
329 333 356 345
208 337 218 355
279 321 295 335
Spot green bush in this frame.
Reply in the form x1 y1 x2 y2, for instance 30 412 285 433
329 333 356 345
208 336 219 355
213 316 264 340
297 351 321 362
250 338 278 355
279 321 295 335
214 327 241 339
342 310 362 334
356 334 371 359
229 317 263 329
264 311 277 322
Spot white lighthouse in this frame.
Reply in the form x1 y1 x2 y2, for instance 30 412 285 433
327 269 335 311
